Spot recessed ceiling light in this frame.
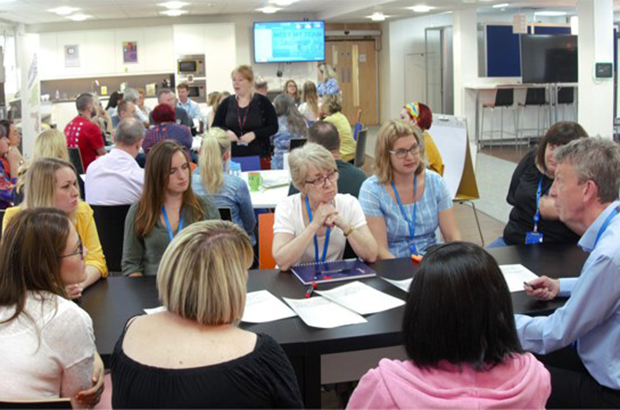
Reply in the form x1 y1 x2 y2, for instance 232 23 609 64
159 1 189 9
66 13 92 21
49 6 80 15
271 0 297 6
367 12 388 21
492 3 510 8
161 9 188 16
257 6 281 13
408 5 435 13
534 11 567 16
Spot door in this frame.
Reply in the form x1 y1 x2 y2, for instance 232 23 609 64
326 40 379 126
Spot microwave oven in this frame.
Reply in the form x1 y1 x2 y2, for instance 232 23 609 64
185 80 206 103
177 54 205 77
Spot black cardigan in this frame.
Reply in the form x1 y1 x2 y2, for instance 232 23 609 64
212 94 278 157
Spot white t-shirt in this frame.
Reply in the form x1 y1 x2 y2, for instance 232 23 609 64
274 193 367 264
298 102 318 122
0 292 95 400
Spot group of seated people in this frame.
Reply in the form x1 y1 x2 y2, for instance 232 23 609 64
2 61 620 407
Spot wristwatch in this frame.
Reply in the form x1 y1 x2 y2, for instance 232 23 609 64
344 225 355 237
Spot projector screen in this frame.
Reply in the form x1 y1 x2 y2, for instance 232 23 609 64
521 35 578 83
253 20 325 63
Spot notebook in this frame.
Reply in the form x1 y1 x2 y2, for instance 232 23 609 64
290 258 377 285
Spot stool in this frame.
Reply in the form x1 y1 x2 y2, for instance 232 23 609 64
557 87 576 122
517 88 550 144
479 89 516 150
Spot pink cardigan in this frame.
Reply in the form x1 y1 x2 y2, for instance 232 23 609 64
347 353 550 409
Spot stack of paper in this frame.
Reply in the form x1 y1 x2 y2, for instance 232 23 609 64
283 281 405 329
242 290 297 323
499 264 539 293
382 277 413 293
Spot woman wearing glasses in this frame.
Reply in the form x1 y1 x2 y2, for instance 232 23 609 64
0 208 105 407
272 143 377 271
359 120 460 259
2 158 108 298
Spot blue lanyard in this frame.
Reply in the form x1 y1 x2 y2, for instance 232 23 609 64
304 195 331 263
533 177 548 232
391 174 418 241
592 206 620 249
161 205 184 242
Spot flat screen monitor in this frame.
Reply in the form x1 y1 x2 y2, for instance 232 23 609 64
521 34 578 83
254 20 325 63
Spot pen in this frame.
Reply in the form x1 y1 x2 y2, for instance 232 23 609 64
305 282 317 298
523 281 536 290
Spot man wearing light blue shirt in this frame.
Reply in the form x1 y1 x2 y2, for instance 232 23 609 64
518 138 620 408
177 82 205 134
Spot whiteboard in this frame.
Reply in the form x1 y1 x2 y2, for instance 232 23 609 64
427 115 468 199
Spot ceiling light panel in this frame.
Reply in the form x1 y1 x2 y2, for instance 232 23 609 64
257 6 281 14
159 1 189 9
492 3 510 8
66 13 92 21
49 6 80 15
160 9 189 16
409 5 435 13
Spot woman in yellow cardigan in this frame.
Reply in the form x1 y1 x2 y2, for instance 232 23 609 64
2 158 107 298
401 102 444 176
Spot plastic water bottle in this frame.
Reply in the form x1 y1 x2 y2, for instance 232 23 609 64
230 161 242 177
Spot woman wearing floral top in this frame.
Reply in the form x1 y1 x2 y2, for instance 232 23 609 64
271 95 308 170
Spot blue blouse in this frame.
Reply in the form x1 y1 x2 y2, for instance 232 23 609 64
317 78 340 97
192 169 256 245
359 171 453 257
272 116 306 170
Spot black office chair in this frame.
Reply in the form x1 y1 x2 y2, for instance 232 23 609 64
218 207 233 221
354 129 368 168
557 87 576 122
91 204 131 274
517 88 549 143
68 147 86 199
479 89 516 150
289 138 308 151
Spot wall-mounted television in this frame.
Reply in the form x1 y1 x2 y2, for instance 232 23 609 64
521 34 578 83
253 20 325 63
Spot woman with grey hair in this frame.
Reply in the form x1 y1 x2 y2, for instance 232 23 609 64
272 143 377 270
271 94 308 169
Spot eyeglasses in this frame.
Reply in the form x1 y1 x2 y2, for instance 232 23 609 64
305 170 339 187
60 238 84 260
389 144 420 159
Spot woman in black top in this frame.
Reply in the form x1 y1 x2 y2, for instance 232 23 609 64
502 122 588 245
110 220 303 408
213 65 278 159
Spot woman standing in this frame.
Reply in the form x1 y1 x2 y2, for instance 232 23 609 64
359 120 460 259
298 81 320 122
271 94 308 170
317 63 340 97
122 140 219 277
212 65 278 162
3 158 108 297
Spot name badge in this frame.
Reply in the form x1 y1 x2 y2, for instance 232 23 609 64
525 231 544 245
410 244 418 256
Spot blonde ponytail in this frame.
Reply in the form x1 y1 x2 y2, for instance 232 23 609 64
199 127 231 194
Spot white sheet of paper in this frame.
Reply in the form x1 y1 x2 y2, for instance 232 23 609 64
382 277 413 293
144 306 166 315
242 290 297 323
315 281 405 315
500 264 539 293
283 296 367 329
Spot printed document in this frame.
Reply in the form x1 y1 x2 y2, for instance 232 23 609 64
283 296 367 329
242 290 297 323
500 264 539 292
316 281 405 315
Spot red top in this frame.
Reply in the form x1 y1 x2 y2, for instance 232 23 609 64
64 116 104 170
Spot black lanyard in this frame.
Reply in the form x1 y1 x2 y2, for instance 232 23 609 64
236 97 252 135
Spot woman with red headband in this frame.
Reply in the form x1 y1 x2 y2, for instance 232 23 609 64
401 102 444 176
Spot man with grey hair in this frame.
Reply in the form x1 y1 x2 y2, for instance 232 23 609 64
518 137 620 407
288 121 367 197
64 92 107 170
122 88 149 126
149 88 194 134
85 117 145 205
254 76 268 96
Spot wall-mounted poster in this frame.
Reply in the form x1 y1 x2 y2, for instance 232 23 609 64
64 45 80 67
123 41 138 63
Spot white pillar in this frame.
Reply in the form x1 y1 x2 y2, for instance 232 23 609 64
452 8 478 140
16 25 41 157
577 0 614 139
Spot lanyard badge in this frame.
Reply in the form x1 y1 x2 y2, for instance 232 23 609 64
526 177 546 245
304 195 331 263
391 174 418 255
162 205 184 242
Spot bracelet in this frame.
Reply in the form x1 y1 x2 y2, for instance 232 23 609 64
344 225 355 237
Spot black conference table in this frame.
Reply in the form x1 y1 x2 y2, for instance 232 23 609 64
79 243 588 408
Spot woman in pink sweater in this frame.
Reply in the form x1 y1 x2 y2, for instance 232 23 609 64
348 242 551 409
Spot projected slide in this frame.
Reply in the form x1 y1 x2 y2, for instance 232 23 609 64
254 21 325 63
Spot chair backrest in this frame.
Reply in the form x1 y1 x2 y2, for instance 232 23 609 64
0 398 72 409
91 204 132 273
232 156 261 171
353 109 363 141
218 207 232 221
289 138 307 151
524 88 546 106
68 147 85 175
354 129 368 168
258 213 276 269
494 89 514 107
557 87 575 104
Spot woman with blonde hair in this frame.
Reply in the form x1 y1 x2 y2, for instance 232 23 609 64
359 120 460 259
317 63 340 97
2 158 108 298
273 143 377 270
111 220 303 408
212 65 278 160
204 91 221 129
298 81 320 122
122 140 219 277
192 127 256 244
34 129 70 160
321 94 356 163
